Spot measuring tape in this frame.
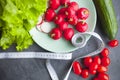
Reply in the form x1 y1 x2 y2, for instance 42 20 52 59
0 32 104 80
0 52 72 60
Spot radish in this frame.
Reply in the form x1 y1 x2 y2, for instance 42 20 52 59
58 8 67 18
60 0 70 6
68 2 79 11
58 8 66 15
58 21 68 31
75 21 88 32
54 15 64 24
40 22 53 33
36 16 44 32
63 28 74 40
50 28 62 40
49 0 60 10
67 15 78 25
77 8 89 20
37 16 44 25
45 9 56 22
65 7 76 18
36 24 42 32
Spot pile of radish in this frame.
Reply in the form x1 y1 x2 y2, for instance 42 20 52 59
44 0 89 40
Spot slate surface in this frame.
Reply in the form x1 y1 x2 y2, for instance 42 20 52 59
0 0 120 80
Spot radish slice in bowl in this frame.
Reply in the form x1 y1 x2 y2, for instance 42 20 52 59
40 22 53 33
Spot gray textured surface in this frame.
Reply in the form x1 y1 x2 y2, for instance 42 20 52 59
0 0 120 80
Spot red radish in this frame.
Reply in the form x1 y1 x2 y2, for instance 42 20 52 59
58 8 67 18
75 21 88 32
45 9 56 22
50 28 62 40
40 22 52 33
97 65 108 72
77 8 89 20
54 15 64 24
67 15 78 25
58 8 66 15
63 28 74 40
72 61 82 75
101 57 110 67
58 21 68 31
108 39 119 47
101 48 109 57
49 0 60 10
81 69 89 78
83 57 93 67
68 2 79 11
89 69 96 75
93 56 101 65
98 73 109 80
60 0 70 6
65 7 76 18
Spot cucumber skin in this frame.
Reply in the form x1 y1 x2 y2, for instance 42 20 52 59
93 0 118 40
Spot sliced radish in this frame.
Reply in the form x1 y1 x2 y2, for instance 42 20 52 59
40 22 52 33
37 16 44 25
36 16 44 32
36 24 42 32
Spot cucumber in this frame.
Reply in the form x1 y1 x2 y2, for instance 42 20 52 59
93 0 118 40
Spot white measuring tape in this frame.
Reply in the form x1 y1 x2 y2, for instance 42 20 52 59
0 32 104 80
0 52 72 60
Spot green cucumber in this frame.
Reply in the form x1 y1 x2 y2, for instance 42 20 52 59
93 0 118 40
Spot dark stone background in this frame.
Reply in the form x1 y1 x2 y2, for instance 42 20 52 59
0 0 120 80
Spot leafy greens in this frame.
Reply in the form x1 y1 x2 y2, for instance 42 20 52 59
0 0 47 51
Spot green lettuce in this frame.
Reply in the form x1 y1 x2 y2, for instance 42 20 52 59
0 0 47 51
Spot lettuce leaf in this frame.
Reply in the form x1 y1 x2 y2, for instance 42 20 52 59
0 0 47 51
